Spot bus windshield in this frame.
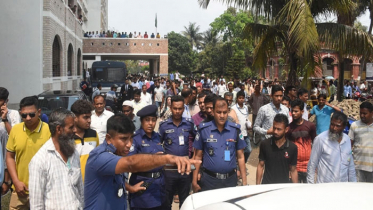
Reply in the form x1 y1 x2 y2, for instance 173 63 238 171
92 68 125 82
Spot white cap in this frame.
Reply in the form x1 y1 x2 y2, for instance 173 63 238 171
122 100 133 108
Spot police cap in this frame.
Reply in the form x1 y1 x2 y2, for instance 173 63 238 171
137 105 158 117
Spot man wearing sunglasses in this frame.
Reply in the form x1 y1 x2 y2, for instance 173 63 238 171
0 87 21 134
6 96 51 209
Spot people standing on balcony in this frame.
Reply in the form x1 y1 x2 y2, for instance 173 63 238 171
133 31 137 38
129 32 133 38
151 33 155 38
144 32 149 38
137 32 143 38
156 32 161 38
113 32 118 38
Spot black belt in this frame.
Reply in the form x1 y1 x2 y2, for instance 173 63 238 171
136 171 162 179
203 168 236 180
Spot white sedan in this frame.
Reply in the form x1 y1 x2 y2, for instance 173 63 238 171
181 183 373 210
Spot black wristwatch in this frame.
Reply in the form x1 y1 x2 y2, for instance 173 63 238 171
3 180 12 186
2 118 8 122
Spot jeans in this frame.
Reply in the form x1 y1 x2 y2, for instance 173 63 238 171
155 101 162 108
244 136 252 163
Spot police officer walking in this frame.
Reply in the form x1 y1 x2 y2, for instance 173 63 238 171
84 113 197 210
128 105 167 210
192 97 247 192
159 96 196 209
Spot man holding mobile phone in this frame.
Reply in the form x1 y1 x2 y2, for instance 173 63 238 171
0 87 21 134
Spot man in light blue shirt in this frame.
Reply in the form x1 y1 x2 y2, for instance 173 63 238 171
343 81 352 98
181 88 192 118
309 94 341 135
307 112 357 183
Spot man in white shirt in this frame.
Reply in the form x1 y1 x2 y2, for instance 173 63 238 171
307 112 356 183
232 91 252 163
297 88 309 120
29 108 84 210
154 81 164 110
360 81 366 92
131 78 139 90
0 87 21 134
133 90 146 115
85 69 90 84
90 95 114 144
175 71 180 80
140 85 152 106
218 80 228 97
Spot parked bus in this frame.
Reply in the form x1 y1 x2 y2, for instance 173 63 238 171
91 61 127 93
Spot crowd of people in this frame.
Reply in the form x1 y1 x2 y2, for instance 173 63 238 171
0 71 372 209
84 31 162 39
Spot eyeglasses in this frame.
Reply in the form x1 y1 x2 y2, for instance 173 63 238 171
20 112 36 119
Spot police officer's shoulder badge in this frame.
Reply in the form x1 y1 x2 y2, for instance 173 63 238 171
195 132 200 141
239 132 244 141
129 144 135 152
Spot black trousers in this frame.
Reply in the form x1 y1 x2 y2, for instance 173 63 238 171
200 171 237 192
298 172 307 183
164 171 191 210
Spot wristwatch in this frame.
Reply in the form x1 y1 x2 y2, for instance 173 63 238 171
3 180 12 186
1 118 8 122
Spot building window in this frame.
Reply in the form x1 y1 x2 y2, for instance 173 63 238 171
77 49 81 76
322 58 334 76
52 36 61 77
67 44 73 76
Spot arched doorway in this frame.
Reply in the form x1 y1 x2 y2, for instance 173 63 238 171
77 48 81 76
67 44 73 76
322 57 334 76
52 36 62 77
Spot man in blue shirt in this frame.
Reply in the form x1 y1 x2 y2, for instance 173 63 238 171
170 73 174 81
84 113 198 210
309 94 341 135
192 97 247 192
159 96 196 209
344 81 352 98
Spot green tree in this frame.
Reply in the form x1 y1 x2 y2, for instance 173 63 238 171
182 22 203 50
168 31 195 76
209 8 255 78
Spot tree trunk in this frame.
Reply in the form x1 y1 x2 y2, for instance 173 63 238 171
337 53 344 102
286 52 298 87
369 3 373 34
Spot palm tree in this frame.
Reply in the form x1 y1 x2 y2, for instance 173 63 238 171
199 0 373 92
201 28 220 49
182 22 203 50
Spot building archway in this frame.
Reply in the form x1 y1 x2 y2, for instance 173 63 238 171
77 48 81 76
67 44 74 76
52 35 62 77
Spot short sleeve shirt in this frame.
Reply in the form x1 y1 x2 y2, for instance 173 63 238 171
348 120 373 172
84 141 125 210
154 87 164 102
6 120 51 189
193 120 246 173
310 105 335 135
259 138 297 184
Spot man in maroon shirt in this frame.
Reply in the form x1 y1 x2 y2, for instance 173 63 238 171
286 99 316 183
192 92 207 128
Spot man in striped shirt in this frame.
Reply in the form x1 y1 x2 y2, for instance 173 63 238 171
349 102 373 182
